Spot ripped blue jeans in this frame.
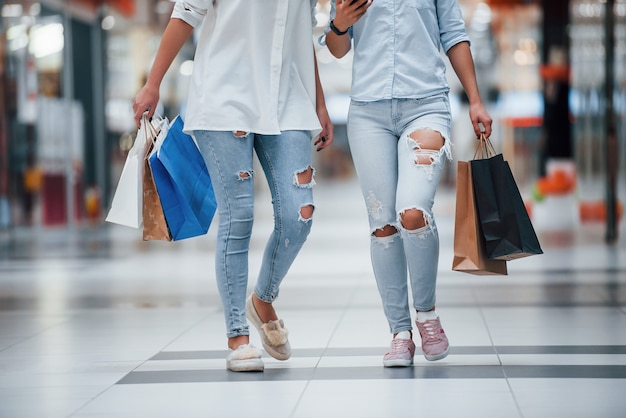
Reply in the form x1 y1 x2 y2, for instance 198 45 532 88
194 130 315 338
347 95 452 334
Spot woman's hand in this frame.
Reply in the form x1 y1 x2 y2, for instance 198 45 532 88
334 0 372 32
314 105 334 152
469 101 492 139
132 83 160 128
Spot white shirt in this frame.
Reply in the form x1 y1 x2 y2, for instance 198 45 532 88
172 0 321 137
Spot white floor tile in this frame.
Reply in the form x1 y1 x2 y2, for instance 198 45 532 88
72 381 308 418
499 354 626 366
293 379 520 418
1 179 624 418
510 379 626 418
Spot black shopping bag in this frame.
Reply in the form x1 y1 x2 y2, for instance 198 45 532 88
470 135 543 261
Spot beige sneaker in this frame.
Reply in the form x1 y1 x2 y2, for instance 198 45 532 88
246 295 291 360
226 344 264 372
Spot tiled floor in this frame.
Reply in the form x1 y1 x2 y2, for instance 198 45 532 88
1 177 625 418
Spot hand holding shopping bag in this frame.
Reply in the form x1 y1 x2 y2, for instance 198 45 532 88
470 135 543 261
106 114 159 228
149 115 217 241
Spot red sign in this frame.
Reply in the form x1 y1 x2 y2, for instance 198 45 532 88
70 0 135 17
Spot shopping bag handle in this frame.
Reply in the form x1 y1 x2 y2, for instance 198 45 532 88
141 112 162 146
473 133 497 160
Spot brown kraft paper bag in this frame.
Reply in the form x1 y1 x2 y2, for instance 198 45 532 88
452 161 507 275
142 133 172 242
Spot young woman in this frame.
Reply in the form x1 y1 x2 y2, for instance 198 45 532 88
324 0 492 366
134 0 334 372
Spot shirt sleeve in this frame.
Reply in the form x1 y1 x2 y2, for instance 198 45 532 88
311 0 318 27
171 0 212 29
437 0 471 53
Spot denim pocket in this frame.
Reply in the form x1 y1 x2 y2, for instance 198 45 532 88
350 99 369 107
411 94 447 106
409 94 451 125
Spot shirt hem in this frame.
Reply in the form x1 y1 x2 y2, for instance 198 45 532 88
349 88 450 102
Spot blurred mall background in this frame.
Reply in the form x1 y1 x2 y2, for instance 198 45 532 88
0 2 625 417
0 0 624 241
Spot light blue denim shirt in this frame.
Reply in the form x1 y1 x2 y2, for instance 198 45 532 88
325 0 470 101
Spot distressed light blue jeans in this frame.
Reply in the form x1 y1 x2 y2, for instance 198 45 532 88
194 130 315 338
347 95 452 334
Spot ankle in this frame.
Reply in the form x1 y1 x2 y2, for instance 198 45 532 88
228 335 250 350
252 294 278 322
416 309 438 323
394 330 412 340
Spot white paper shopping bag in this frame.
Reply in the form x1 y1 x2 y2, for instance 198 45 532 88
106 116 158 228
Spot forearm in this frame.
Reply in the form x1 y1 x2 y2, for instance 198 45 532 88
133 18 194 123
145 18 194 88
313 48 326 110
447 41 493 137
325 29 351 59
447 41 482 105
326 0 371 58
312 47 334 150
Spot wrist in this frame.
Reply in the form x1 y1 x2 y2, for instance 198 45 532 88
329 20 349 36
144 78 161 92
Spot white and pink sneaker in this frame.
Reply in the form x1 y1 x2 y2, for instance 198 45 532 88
383 331 416 367
415 313 450 361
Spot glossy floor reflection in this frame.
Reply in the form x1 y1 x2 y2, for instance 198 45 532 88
0 178 625 418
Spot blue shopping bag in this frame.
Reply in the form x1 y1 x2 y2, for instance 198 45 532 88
149 115 217 241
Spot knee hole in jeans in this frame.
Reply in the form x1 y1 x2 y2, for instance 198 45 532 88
373 224 398 237
294 166 314 186
408 129 445 166
300 204 314 220
400 208 428 230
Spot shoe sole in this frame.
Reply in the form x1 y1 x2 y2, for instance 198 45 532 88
246 295 291 361
383 358 414 367
424 346 450 361
227 359 264 372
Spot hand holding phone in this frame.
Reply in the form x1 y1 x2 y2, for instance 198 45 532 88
335 0 372 32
